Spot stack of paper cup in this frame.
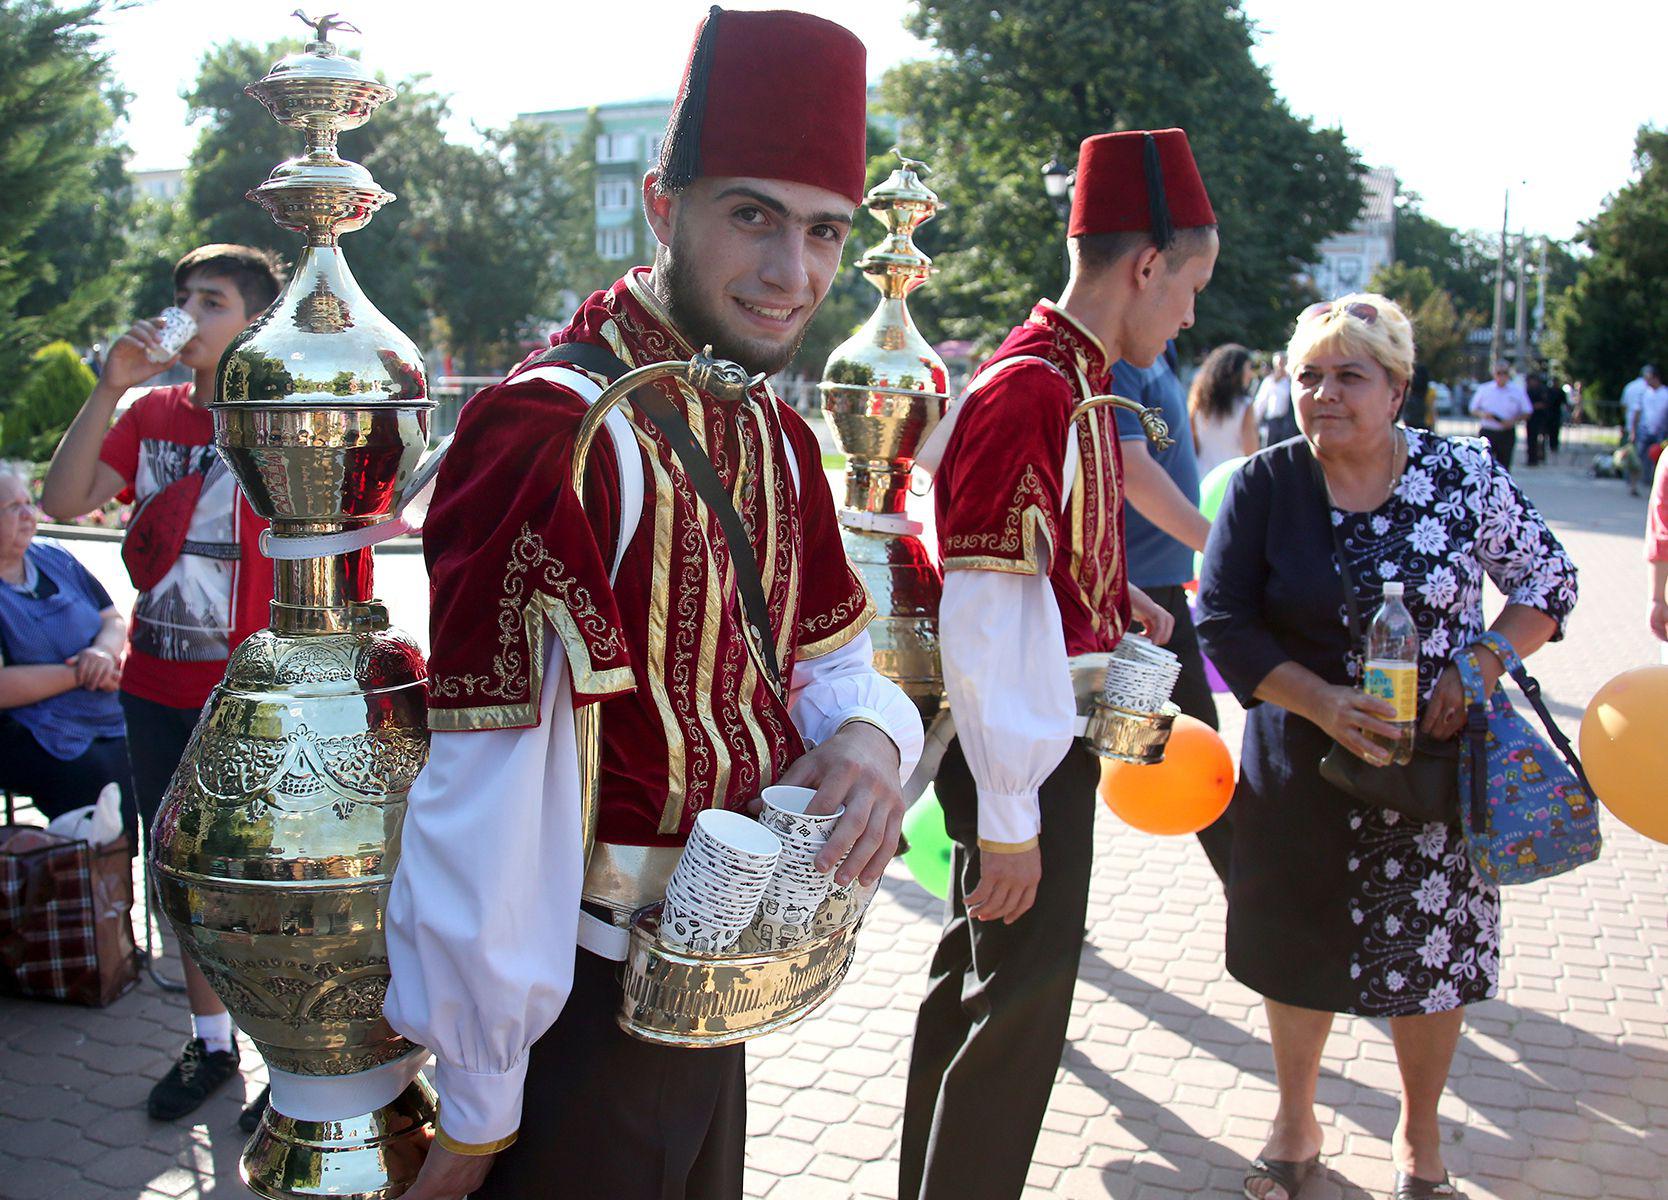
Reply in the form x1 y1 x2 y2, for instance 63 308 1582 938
660 810 782 954
746 785 842 951
147 306 198 363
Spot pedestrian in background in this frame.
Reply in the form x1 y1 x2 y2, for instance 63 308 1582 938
1112 341 1228 880
1620 364 1658 496
1198 293 1577 1200
1253 351 1299 446
1190 342 1258 475
40 244 284 1124
1525 370 1553 466
1469 361 1532 469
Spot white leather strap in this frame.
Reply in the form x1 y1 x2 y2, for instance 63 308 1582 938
512 364 642 582
576 907 631 961
915 354 1078 505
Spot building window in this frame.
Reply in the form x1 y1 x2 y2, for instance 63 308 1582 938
646 133 664 164
597 227 636 260
596 179 633 212
595 132 639 164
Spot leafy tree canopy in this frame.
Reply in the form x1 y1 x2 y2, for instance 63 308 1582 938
0 1 133 388
877 0 1362 357
1550 125 1668 407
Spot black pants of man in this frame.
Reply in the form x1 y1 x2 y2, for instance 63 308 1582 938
1142 584 1230 883
476 946 746 1200
0 719 133 824
118 692 204 853
1481 425 1516 470
1527 409 1553 465
900 738 1099 1200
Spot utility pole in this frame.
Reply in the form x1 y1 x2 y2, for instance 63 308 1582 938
1534 235 1548 346
1514 230 1530 373
1490 190 1509 369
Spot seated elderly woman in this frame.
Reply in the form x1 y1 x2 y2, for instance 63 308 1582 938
1197 294 1577 1200
0 467 131 833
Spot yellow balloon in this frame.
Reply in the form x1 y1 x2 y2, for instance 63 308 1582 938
1580 665 1668 845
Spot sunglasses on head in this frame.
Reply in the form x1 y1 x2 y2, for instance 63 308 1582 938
1299 300 1380 326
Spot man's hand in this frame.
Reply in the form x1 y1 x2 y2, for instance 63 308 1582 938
1128 584 1174 645
768 721 903 886
100 317 176 394
966 846 1041 924
402 1144 496 1200
1651 598 1668 642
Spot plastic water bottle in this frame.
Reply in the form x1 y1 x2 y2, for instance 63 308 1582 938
1364 581 1418 765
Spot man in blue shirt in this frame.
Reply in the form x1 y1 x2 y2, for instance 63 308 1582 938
1112 341 1229 880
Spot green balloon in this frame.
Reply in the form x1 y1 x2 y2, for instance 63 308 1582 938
1192 455 1250 580
900 790 953 900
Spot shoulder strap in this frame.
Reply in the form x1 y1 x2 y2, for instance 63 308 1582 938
1308 449 1364 643
532 343 782 692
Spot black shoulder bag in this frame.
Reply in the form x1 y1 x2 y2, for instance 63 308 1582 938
1311 452 1472 823
529 342 783 694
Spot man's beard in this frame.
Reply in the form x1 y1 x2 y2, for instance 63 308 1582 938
656 246 813 378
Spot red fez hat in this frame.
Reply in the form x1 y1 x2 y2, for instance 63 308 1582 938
659 7 869 206
1068 128 1216 243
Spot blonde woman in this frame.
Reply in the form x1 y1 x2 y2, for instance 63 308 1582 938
1197 294 1577 1199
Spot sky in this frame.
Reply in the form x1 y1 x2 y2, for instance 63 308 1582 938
101 0 1665 240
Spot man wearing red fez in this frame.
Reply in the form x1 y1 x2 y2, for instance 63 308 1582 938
386 10 922 1199
901 128 1219 1200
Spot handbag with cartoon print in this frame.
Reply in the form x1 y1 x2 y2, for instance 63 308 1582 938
1456 631 1601 885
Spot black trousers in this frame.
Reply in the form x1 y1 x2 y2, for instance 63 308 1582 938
1142 584 1230 882
900 738 1099 1200
1481 425 1516 470
1527 409 1554 465
118 692 203 852
0 719 133 825
475 948 747 1200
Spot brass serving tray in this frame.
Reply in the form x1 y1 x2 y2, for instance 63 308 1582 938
1083 698 1179 764
618 904 861 1048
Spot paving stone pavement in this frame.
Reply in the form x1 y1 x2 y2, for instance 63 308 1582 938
2 457 1666 1200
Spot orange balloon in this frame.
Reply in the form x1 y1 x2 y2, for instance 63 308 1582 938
1098 714 1235 836
1580 665 1668 845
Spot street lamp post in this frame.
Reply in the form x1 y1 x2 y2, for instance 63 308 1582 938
1041 155 1075 292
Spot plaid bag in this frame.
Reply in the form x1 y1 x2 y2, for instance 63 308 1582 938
0 827 138 1006
1457 632 1602 886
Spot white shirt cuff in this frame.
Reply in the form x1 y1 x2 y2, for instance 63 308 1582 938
435 1055 530 1146
976 788 1042 848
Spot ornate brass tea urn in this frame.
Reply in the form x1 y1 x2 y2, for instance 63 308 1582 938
151 13 437 1198
819 152 949 722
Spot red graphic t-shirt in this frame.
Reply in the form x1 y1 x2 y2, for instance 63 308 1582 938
99 384 271 709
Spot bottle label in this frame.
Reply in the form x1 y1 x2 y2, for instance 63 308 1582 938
1364 659 1417 723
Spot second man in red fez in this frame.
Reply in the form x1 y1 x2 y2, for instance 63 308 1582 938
386 10 922 1199
901 128 1220 1200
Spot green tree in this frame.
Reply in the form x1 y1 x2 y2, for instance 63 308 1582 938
1 341 97 459
1368 262 1473 382
418 120 600 373
876 0 1362 356
0 1 132 386
1551 125 1668 412
1390 200 1498 321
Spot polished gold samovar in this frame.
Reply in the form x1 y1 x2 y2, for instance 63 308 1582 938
819 153 949 723
151 14 437 1199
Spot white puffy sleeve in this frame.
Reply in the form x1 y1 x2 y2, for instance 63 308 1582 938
788 630 924 784
383 630 583 1151
939 555 1076 851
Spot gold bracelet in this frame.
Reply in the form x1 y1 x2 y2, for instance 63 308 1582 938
977 836 1039 854
834 715 900 761
434 1121 519 1157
